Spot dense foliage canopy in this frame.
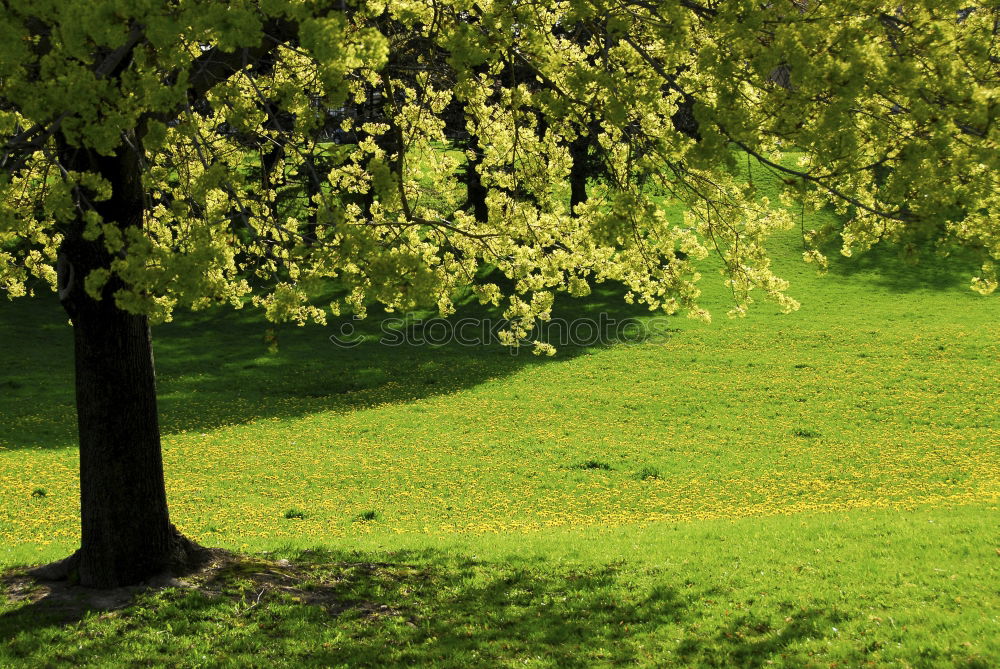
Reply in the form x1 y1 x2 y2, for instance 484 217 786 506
1 1 997 345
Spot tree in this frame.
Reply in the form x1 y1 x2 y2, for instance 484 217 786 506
1 1 996 587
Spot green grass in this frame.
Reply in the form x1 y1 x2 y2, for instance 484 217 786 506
0 509 996 666
0 162 998 665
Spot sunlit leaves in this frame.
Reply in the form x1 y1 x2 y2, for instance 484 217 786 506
0 1 996 345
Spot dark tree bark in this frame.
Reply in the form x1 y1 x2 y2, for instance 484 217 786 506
42 133 203 588
568 131 590 216
463 136 490 224
70 284 175 588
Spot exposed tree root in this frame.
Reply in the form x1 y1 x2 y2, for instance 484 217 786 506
165 525 213 576
26 525 214 588
26 550 81 582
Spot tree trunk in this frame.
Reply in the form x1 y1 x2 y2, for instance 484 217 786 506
568 132 590 216
42 133 202 588
569 117 604 216
70 286 176 588
464 137 490 224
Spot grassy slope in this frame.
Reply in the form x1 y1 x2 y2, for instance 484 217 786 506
0 164 998 666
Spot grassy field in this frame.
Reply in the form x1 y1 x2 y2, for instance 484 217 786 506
1 168 998 665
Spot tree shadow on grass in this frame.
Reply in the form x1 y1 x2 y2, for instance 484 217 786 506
0 548 844 667
817 236 986 294
0 284 664 450
676 608 846 668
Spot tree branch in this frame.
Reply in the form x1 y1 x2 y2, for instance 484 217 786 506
1 22 145 171
144 19 299 133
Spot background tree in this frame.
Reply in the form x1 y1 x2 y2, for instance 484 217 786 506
0 0 996 587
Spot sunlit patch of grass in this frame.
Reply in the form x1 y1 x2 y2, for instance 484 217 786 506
1 229 997 558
